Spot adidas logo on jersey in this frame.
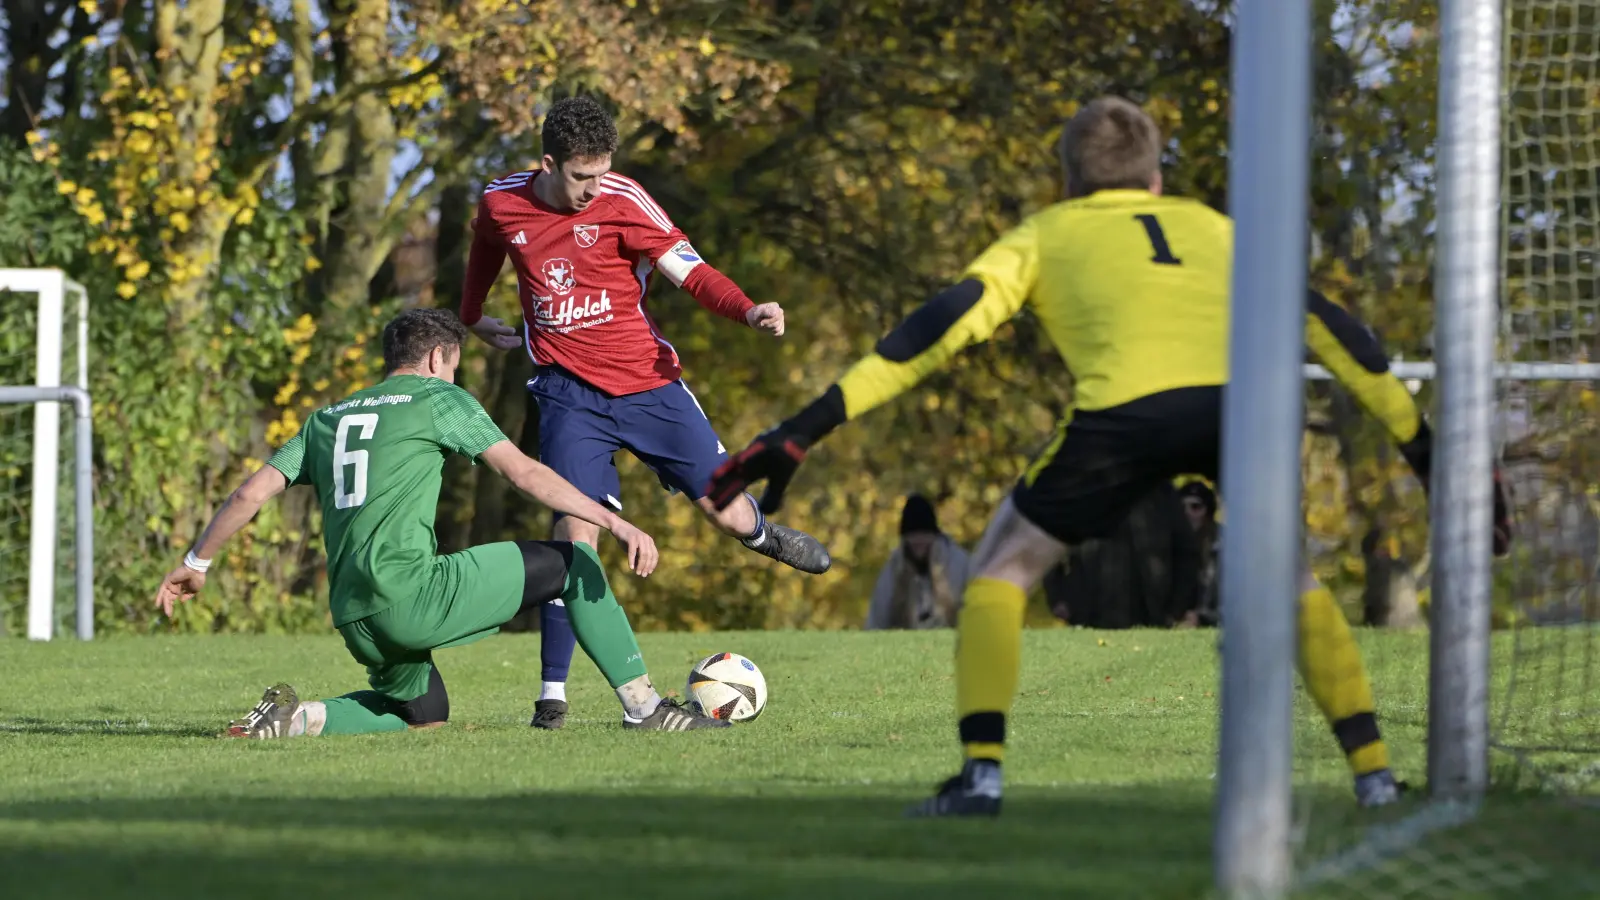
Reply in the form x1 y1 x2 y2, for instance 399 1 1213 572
511 231 528 245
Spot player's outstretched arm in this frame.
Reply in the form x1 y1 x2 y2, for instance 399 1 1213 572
707 220 1040 514
1304 289 1512 555
154 463 290 617
459 212 522 352
479 440 659 576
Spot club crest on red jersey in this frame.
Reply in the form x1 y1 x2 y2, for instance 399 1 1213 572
573 224 599 248
541 258 577 295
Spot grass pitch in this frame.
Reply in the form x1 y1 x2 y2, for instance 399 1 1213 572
1 629 1595 899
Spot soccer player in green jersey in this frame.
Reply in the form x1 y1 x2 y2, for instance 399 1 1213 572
154 308 727 736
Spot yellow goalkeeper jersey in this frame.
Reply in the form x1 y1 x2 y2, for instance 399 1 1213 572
835 188 1421 445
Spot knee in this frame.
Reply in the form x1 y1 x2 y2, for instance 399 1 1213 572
397 666 450 726
564 541 612 603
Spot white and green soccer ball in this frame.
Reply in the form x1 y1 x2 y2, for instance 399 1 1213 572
686 652 767 722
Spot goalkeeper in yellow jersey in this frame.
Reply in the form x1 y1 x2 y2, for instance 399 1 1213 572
706 96 1514 817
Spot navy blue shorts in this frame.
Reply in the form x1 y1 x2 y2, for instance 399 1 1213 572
529 366 729 519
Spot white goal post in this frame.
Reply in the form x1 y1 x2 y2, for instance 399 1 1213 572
1219 0 1508 894
0 268 94 641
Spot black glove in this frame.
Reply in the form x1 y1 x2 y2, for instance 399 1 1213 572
705 386 847 515
1399 420 1513 558
1492 466 1513 558
706 425 810 515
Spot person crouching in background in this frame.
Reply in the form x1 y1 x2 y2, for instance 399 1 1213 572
865 495 970 629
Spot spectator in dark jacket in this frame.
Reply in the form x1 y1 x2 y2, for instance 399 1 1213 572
1042 481 1203 628
866 494 970 630
1177 480 1221 627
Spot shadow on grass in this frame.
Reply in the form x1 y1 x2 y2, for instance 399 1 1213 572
0 717 216 738
0 787 1216 900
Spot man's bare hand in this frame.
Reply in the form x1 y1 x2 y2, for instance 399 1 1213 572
608 518 659 577
745 302 785 337
470 316 522 352
154 565 207 618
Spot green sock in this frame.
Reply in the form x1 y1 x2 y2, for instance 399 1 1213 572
318 691 410 736
563 542 650 689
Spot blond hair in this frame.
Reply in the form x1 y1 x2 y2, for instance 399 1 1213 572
1058 97 1163 196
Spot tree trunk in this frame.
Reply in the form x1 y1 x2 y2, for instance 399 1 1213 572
318 0 398 322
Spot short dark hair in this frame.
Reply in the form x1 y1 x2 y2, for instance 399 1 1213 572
541 96 619 167
382 308 467 373
1057 96 1163 196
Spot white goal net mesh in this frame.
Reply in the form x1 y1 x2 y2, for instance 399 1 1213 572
1287 0 1600 895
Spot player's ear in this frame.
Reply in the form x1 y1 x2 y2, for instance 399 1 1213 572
541 154 558 175
1149 170 1164 196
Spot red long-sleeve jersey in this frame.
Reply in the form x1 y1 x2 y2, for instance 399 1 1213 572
460 169 755 397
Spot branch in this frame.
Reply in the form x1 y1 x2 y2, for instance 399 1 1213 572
240 56 447 187
383 119 499 224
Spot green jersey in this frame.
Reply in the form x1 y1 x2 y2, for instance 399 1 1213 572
265 375 508 626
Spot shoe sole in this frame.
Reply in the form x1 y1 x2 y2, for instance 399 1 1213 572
224 684 299 739
761 526 833 575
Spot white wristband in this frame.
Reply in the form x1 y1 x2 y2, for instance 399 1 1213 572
183 550 211 573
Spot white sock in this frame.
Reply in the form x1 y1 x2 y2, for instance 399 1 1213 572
539 681 567 703
616 675 662 721
290 700 327 737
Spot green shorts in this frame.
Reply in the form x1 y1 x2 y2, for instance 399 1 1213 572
336 541 550 702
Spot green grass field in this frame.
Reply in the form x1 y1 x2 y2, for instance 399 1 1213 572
2 629 1596 899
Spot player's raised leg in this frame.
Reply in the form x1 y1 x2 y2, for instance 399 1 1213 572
625 378 831 575
1297 568 1404 806
905 496 1068 818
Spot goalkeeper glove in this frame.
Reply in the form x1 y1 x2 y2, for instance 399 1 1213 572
1492 467 1513 558
706 386 846 515
1399 421 1514 558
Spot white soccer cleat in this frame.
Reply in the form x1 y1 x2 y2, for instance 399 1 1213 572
225 683 301 739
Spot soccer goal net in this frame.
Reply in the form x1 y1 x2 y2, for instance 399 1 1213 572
1280 0 1600 896
0 269 94 641
1217 0 1599 896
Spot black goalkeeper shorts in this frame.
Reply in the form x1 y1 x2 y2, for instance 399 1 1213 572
1012 385 1222 545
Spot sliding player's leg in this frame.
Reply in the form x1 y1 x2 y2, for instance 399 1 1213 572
1297 568 1403 806
528 367 629 730
224 655 447 739
226 540 726 738
554 540 728 730
620 378 831 575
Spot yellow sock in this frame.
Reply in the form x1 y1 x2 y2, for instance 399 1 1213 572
1298 583 1390 775
955 577 1028 763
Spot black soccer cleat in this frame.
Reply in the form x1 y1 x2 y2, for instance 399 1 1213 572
622 697 731 732
905 762 1004 818
530 699 568 731
225 683 301 740
742 522 832 575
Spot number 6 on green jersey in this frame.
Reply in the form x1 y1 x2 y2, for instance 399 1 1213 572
333 413 379 509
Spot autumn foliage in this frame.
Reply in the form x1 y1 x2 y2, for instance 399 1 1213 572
0 0 1594 634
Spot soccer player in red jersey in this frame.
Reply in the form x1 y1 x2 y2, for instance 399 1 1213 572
460 97 831 729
